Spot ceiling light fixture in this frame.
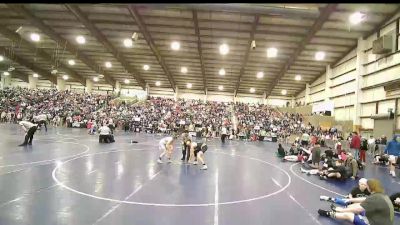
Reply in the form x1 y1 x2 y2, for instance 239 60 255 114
93 77 99 82
186 83 192 88
76 35 86 44
62 75 69 80
155 81 161 86
267 47 278 58
123 38 133 48
0 56 4 61
219 43 229 55
124 79 130 84
256 72 264 79
30 33 40 42
295 75 302 81
281 90 287 95
315 51 325 61
143 65 150 71
33 73 39 78
219 68 225 76
105 61 112 68
218 85 224 91
3 71 10 76
68 59 75 66
250 88 255 93
181 67 188 74
349 11 366 25
171 41 180 51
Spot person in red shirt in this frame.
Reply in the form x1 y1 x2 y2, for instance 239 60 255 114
350 132 361 160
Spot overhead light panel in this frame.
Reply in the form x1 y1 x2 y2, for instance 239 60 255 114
181 67 188 74
30 33 40 42
256 72 264 79
8 66 15 72
62 75 69 80
68 59 75 66
131 32 139 41
281 90 287 95
0 56 4 61
3 71 10 76
315 51 325 61
219 43 229 55
349 12 366 25
93 77 99 82
33 73 39 78
123 38 133 48
76 35 86 44
186 83 192 88
124 79 130 84
295 75 302 81
250 88 255 93
171 41 180 51
267 47 278 58
219 68 225 76
143 65 150 71
155 81 161 86
105 61 112 68
218 85 224 91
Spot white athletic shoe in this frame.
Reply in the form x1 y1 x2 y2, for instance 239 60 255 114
320 196 330 201
157 159 163 164
193 161 198 165
392 171 396 177
200 165 208 170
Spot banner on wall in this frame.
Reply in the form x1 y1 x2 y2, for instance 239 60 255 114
312 101 334 114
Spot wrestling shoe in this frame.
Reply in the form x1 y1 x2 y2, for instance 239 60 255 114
18 143 27 146
193 161 198 165
317 209 331 217
330 204 337 211
200 165 208 170
320 196 333 202
157 159 163 164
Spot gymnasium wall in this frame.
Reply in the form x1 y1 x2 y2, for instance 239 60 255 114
296 14 400 131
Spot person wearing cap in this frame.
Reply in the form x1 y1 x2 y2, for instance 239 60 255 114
320 178 370 206
318 179 394 225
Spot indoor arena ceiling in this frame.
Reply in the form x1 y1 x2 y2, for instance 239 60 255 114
0 4 399 97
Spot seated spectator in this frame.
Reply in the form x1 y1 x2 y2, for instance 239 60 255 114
98 124 114 143
320 178 370 206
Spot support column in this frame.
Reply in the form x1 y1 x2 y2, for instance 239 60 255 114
354 37 367 132
114 81 121 95
291 97 295 108
56 77 66 91
204 88 207 103
85 79 93 93
28 75 38 89
305 83 311 105
174 86 179 101
1 74 11 89
145 83 150 98
325 65 333 102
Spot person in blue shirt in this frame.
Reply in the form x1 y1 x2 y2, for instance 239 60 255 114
384 134 400 177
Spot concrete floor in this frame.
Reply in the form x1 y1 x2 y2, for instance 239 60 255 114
0 124 399 225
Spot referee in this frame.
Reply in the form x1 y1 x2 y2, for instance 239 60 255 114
18 120 39 146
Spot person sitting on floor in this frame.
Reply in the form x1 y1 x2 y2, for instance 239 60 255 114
98 124 115 143
318 179 394 225
319 178 371 206
277 143 286 158
389 192 400 213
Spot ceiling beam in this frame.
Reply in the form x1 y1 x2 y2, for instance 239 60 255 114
192 10 207 95
234 15 260 97
293 6 400 97
7 4 115 87
127 5 176 92
65 4 146 90
0 64 29 83
0 46 57 84
134 4 320 19
0 28 80 85
265 4 338 99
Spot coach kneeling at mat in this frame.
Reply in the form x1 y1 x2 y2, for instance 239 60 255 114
98 124 115 143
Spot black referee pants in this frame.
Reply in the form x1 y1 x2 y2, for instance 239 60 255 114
22 126 38 145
